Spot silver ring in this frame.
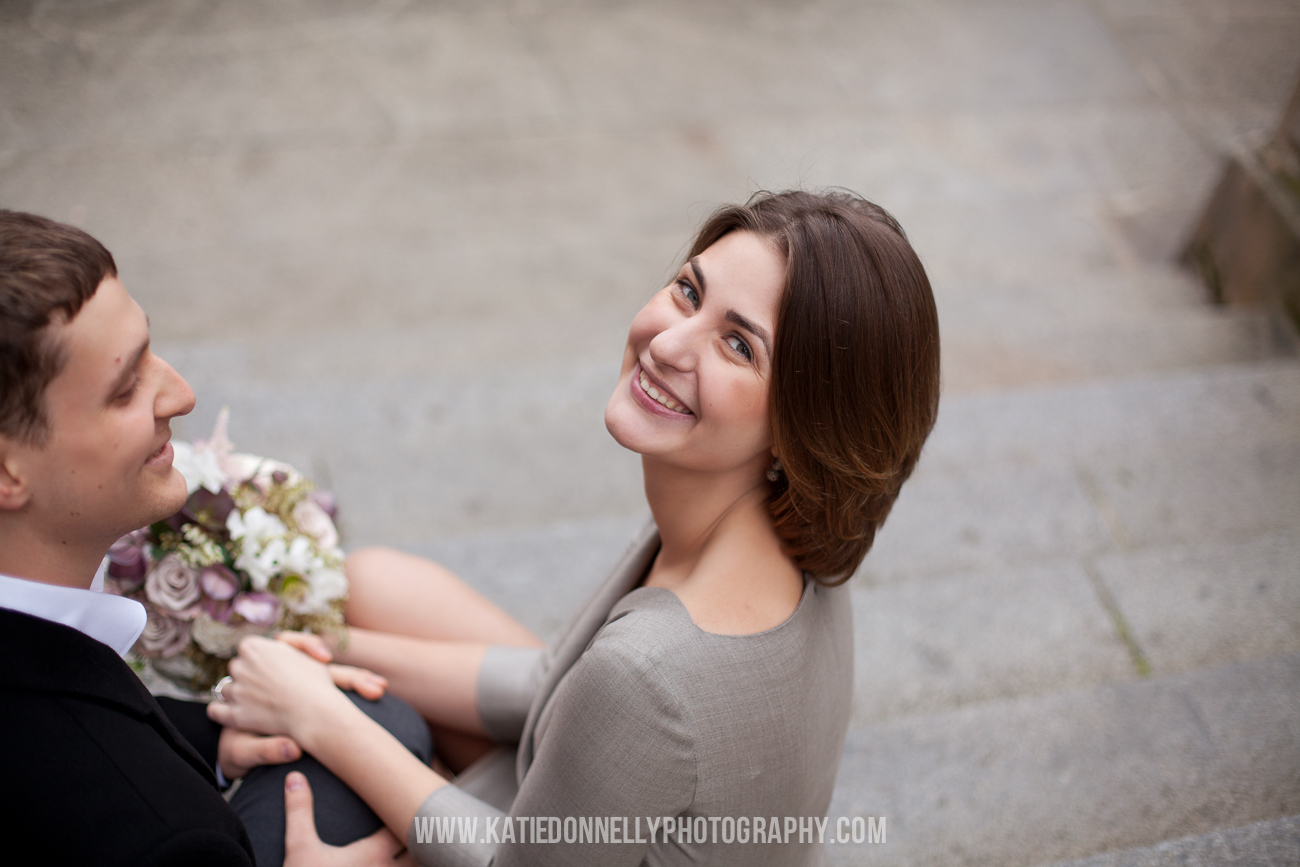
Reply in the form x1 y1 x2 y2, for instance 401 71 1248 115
211 675 234 703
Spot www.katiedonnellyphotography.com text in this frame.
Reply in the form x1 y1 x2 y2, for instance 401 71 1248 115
412 815 886 846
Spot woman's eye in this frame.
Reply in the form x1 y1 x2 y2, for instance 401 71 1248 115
677 280 700 308
725 335 753 361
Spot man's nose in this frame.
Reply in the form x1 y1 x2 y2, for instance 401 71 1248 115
155 358 196 420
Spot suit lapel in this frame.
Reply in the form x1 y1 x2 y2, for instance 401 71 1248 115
0 608 219 789
516 520 660 780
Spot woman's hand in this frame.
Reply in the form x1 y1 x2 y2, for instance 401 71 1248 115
207 635 354 744
283 771 414 867
213 656 387 780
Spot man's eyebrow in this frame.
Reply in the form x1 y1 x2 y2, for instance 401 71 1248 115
107 337 150 398
726 309 772 358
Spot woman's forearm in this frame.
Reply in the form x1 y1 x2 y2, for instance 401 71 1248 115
336 627 489 735
296 692 449 841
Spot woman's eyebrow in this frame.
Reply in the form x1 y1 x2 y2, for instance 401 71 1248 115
726 310 772 358
689 257 706 291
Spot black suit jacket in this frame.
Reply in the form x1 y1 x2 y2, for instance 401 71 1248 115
0 607 256 866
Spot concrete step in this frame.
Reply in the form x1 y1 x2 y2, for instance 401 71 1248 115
1041 813 1300 867
825 654 1300 867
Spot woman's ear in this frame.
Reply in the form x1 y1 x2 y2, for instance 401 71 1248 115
0 442 33 511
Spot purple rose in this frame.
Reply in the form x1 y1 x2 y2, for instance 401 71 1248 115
145 555 201 616
200 565 240 601
232 592 280 627
137 607 191 658
202 596 234 623
107 533 147 583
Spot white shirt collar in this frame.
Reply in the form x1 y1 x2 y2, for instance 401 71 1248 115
0 564 146 657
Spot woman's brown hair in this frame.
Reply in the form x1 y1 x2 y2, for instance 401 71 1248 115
688 190 940 585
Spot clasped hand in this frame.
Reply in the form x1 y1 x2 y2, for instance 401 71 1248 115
209 632 386 777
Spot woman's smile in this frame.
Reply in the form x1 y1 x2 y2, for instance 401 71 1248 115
605 230 784 475
633 363 693 416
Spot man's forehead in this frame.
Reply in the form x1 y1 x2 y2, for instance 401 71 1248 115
46 277 149 400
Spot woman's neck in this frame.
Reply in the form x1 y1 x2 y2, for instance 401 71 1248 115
641 453 803 633
642 454 764 566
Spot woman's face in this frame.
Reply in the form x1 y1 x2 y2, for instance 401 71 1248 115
605 230 785 476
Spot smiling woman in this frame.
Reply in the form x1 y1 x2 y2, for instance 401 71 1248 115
212 189 941 867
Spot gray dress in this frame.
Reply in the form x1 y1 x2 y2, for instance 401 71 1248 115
408 521 853 866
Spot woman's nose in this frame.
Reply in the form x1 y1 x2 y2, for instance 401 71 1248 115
647 317 700 373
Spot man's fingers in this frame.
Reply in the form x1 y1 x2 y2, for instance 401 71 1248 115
347 827 407 862
253 735 301 766
282 772 321 856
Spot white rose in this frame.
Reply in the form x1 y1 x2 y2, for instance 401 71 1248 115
291 567 349 615
145 555 201 616
226 506 288 546
292 498 339 551
234 537 286 592
172 441 225 495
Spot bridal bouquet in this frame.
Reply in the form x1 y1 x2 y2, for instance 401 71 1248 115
104 410 348 700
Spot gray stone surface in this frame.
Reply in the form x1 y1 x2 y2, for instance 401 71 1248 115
1045 814 1300 867
865 360 1300 584
850 560 1134 725
1096 533 1300 677
5 2 1300 865
826 655 1300 867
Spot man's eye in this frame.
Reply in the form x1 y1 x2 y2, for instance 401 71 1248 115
116 381 139 403
726 335 753 361
677 280 700 308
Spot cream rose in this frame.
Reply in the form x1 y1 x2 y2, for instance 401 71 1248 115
138 607 191 658
145 554 201 616
191 613 265 658
292 497 339 551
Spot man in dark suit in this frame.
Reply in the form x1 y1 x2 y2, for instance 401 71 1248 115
0 211 409 866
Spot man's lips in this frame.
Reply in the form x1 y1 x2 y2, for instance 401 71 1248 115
145 438 173 467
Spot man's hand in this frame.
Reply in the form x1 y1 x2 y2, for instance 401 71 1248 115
218 727 301 781
283 771 413 867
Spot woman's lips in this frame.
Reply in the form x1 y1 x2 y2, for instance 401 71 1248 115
632 364 692 418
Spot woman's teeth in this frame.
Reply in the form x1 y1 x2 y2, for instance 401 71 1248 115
639 371 691 414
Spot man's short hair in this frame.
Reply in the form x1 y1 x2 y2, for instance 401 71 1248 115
0 210 116 445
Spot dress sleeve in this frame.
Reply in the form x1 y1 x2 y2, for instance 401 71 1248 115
476 645 545 744
408 637 696 867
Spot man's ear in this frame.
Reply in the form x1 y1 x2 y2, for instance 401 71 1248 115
0 439 33 511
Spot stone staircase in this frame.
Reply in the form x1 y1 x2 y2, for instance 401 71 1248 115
6 0 1300 862
164 340 1300 867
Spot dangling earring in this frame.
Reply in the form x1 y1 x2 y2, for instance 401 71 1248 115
766 458 783 482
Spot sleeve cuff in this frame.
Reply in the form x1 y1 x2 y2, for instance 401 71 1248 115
408 785 503 867
476 645 544 744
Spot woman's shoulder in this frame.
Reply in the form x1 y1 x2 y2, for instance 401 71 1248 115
594 580 851 679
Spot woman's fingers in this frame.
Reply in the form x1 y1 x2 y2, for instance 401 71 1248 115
328 663 389 700
217 727 302 780
277 630 335 663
